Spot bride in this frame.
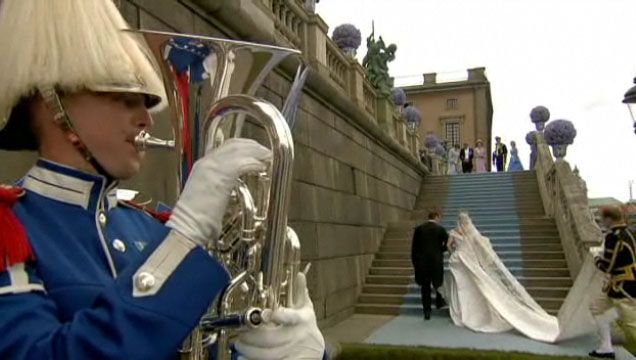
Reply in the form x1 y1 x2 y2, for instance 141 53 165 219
443 212 602 343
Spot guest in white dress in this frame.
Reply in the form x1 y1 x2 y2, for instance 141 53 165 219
447 144 461 175
474 139 487 173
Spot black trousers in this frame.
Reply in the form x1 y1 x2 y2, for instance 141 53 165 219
418 267 444 313
462 161 473 173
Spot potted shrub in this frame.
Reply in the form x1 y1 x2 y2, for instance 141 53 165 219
543 119 577 160
530 105 550 131
332 24 362 57
403 105 421 132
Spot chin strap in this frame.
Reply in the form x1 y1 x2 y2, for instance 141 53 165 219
37 86 112 181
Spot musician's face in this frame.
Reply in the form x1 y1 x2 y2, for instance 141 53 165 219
63 91 154 179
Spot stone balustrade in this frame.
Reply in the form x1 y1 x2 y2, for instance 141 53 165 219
362 80 377 117
270 0 306 49
534 133 602 277
325 39 349 91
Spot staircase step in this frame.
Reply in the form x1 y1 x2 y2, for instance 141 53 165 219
365 275 571 287
380 243 564 253
526 286 570 298
372 259 568 269
434 187 533 193
439 209 545 214
413 210 545 218
388 227 556 236
383 236 561 245
358 293 405 305
355 303 401 315
418 194 541 203
363 284 409 295
389 218 556 228
439 203 544 209
417 201 543 209
384 229 559 239
369 267 570 277
403 284 571 298
376 251 565 261
427 178 538 185
355 303 559 316
393 293 564 309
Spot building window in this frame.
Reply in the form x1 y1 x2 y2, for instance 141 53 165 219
446 98 458 110
445 122 461 147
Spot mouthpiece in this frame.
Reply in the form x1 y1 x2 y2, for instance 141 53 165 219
134 130 175 150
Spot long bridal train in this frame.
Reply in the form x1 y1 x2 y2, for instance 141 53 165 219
443 213 605 343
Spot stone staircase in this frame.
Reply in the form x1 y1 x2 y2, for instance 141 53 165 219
356 171 571 316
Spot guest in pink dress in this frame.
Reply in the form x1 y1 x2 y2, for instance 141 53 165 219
474 139 487 173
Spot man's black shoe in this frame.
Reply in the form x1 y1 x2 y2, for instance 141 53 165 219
423 311 431 320
588 350 615 359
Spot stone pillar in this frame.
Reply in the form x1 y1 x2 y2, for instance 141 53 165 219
413 133 420 157
423 72 437 84
399 120 407 146
348 60 367 109
430 154 441 175
305 14 328 67
376 96 395 138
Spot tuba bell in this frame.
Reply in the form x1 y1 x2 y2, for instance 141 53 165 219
125 29 309 360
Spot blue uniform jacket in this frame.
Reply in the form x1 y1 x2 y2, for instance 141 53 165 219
0 159 231 360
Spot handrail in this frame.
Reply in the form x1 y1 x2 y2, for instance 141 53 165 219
534 133 602 277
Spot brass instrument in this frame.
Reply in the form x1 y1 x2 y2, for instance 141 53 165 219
127 30 308 360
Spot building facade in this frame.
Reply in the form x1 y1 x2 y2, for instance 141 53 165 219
403 68 493 170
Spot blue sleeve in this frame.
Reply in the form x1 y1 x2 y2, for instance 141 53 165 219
0 241 229 360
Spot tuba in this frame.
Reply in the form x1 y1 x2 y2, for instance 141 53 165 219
127 30 309 360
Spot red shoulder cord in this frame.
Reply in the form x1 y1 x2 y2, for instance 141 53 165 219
0 186 34 272
123 200 172 224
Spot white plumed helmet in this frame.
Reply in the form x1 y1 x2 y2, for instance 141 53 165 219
0 0 166 150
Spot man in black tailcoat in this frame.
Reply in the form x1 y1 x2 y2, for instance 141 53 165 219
459 142 474 173
411 209 449 320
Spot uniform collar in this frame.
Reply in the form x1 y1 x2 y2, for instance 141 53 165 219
22 159 118 212
610 223 628 231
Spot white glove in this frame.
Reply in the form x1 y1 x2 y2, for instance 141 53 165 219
235 272 325 360
166 138 272 246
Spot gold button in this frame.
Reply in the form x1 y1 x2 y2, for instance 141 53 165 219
134 272 155 292
112 239 126 252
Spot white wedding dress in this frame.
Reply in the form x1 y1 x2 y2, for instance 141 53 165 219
443 213 605 343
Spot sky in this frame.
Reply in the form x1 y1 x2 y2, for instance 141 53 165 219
316 0 636 202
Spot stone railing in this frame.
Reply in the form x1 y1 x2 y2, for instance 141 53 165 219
394 115 406 145
534 133 602 278
270 0 306 49
325 39 349 91
362 80 377 117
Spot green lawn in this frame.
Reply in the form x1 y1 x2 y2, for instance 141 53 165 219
335 344 589 360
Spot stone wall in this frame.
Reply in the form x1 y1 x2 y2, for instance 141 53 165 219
263 72 422 325
0 0 427 326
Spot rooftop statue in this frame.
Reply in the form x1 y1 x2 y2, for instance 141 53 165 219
362 23 396 97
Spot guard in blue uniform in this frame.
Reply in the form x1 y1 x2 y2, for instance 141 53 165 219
0 1 325 359
589 206 636 359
